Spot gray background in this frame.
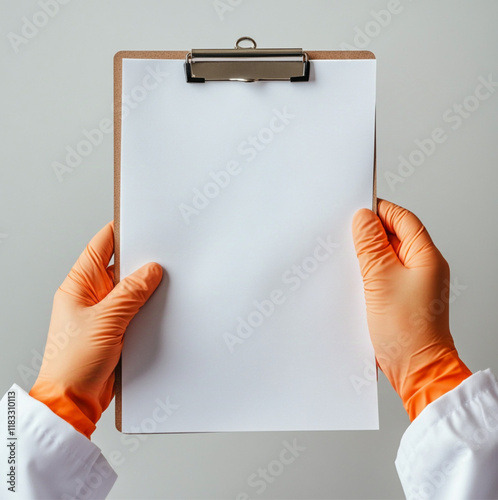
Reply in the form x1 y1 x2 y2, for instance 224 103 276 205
1 1 497 498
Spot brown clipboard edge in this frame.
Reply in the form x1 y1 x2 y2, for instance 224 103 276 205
113 50 377 433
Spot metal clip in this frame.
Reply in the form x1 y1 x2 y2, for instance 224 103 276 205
185 37 310 83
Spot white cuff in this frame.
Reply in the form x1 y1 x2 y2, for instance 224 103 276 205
0 384 117 499
396 369 498 499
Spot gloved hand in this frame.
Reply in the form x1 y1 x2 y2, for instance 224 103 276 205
352 199 471 420
29 222 162 438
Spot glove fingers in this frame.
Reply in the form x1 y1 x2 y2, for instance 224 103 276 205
97 262 163 334
352 208 400 277
60 222 115 305
107 264 115 283
377 200 435 267
387 233 401 256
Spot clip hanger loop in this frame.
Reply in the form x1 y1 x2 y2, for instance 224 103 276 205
235 36 257 49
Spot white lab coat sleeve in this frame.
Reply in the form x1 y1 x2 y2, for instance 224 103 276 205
0 383 117 499
396 369 498 500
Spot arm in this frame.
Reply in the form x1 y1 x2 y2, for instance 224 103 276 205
2 221 161 499
352 200 498 498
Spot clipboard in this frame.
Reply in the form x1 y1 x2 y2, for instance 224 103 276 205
114 38 378 433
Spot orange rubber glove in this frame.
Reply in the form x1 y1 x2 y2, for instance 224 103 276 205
352 199 471 421
29 221 162 438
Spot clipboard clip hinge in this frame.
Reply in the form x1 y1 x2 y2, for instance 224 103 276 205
185 37 310 83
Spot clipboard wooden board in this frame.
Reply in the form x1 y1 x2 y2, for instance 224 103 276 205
114 43 377 433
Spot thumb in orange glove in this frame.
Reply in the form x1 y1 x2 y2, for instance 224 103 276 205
29 221 162 438
352 199 471 420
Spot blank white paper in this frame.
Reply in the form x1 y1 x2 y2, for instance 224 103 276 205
119 57 378 432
